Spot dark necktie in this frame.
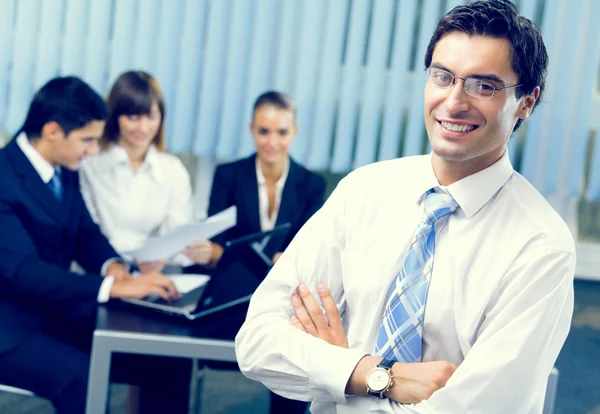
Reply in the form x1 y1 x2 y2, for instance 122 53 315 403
48 170 63 201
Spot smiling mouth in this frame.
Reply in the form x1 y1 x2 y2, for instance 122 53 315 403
439 120 478 133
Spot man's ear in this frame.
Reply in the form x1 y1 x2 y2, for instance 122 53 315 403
41 122 65 142
516 86 540 120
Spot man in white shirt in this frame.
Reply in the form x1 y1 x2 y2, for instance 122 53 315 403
235 1 575 413
0 76 188 414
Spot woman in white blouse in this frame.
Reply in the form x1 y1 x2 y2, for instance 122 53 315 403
80 71 212 273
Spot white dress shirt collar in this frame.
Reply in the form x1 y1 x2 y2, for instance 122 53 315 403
16 132 58 184
414 151 514 220
105 143 166 185
445 150 513 219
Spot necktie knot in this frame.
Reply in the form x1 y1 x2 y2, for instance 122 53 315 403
423 189 458 225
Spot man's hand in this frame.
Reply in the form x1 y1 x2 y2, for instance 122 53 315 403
105 261 132 281
289 283 348 348
136 259 168 274
183 240 213 265
345 356 457 404
109 271 180 302
387 360 457 403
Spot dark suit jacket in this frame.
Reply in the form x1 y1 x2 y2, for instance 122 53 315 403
208 154 326 255
0 139 118 354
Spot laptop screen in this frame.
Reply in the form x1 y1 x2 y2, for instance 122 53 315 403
192 223 291 314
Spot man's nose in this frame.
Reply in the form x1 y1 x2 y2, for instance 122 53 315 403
444 80 471 114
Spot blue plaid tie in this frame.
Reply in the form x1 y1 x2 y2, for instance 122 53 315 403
48 170 63 201
375 189 458 362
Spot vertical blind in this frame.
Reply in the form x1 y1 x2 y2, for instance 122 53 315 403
0 0 599 201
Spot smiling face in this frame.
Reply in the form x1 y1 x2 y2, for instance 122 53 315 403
117 101 162 153
250 105 297 167
424 31 537 183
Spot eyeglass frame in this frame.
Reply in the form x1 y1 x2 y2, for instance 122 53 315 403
425 66 522 100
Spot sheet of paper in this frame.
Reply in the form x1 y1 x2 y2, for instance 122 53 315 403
128 206 236 262
168 274 211 294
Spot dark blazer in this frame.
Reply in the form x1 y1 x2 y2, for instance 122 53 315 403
0 139 118 354
208 154 326 254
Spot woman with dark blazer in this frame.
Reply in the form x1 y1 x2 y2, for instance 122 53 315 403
208 153 325 259
206 91 326 267
206 91 326 414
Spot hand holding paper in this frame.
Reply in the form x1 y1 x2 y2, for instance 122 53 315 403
183 240 213 264
128 206 237 262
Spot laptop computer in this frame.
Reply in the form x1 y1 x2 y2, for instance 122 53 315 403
121 223 291 320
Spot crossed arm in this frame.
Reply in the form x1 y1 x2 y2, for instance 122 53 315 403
289 283 457 405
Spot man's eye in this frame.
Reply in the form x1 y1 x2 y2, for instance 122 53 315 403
477 81 495 91
127 115 139 121
434 73 451 83
258 129 269 135
278 130 288 137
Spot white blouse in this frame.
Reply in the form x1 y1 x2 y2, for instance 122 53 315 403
256 157 290 232
80 144 194 265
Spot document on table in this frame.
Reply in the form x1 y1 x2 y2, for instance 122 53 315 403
168 274 211 294
128 206 236 262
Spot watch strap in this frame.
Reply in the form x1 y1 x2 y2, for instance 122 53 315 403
378 358 395 370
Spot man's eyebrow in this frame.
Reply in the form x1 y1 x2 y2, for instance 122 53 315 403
429 62 506 85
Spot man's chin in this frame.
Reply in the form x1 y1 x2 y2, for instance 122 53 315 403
430 141 471 163
62 162 80 171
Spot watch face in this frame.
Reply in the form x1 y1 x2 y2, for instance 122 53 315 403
366 367 390 392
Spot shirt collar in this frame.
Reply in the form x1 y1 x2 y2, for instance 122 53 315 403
16 132 58 183
107 144 165 184
255 157 290 189
415 151 514 219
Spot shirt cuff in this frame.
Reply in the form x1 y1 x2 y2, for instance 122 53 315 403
101 257 130 276
97 276 115 303
313 347 368 403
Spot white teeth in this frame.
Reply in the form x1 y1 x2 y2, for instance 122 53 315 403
440 121 475 132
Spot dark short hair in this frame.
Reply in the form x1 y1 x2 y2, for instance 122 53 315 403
252 91 296 120
102 71 166 151
424 0 548 131
16 76 108 139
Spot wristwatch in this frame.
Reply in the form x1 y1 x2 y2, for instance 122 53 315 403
366 358 395 399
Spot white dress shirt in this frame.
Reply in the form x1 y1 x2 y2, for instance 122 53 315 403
235 151 575 414
80 144 194 266
256 157 290 232
16 133 117 303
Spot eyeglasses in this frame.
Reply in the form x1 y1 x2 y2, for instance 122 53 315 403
426 67 521 100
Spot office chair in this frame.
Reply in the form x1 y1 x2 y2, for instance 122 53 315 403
543 367 560 414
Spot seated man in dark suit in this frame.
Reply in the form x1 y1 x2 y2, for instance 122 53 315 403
201 91 326 414
0 76 190 414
